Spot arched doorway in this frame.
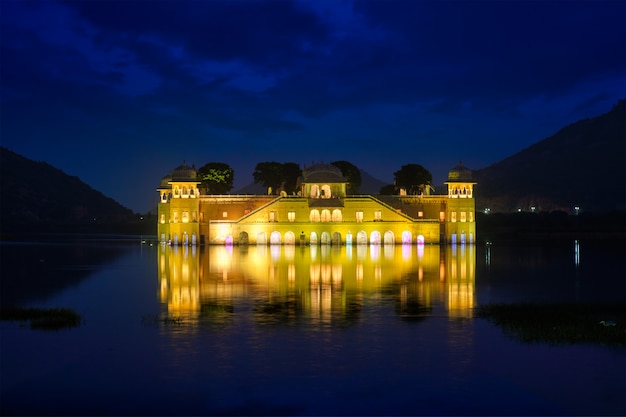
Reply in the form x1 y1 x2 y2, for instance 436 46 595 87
239 231 249 245
270 231 281 245
401 231 412 244
257 232 267 245
321 232 331 245
383 231 394 245
356 231 368 245
370 231 381 244
310 232 318 245
284 231 295 245
332 232 342 245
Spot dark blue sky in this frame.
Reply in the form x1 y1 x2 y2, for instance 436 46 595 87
1 0 624 213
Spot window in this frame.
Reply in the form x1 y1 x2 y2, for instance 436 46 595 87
173 211 179 223
321 209 331 222
460 211 466 222
160 214 165 224
356 211 363 223
182 211 189 223
469 211 474 222
222 211 228 218
310 210 320 222
418 211 424 218
332 209 342 222
374 210 382 221
192 212 197 222
199 212 204 222
288 211 295 222
451 212 457 222
439 211 445 222
269 211 276 222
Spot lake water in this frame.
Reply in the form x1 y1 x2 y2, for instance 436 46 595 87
1 237 624 416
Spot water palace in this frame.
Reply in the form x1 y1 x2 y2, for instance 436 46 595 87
157 162 476 246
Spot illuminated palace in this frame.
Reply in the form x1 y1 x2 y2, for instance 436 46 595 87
156 162 476 245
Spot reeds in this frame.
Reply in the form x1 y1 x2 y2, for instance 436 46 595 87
476 302 625 346
0 306 82 330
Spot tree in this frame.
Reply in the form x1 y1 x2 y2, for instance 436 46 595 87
281 162 302 194
197 162 234 194
379 184 395 195
331 160 362 194
253 162 301 195
393 164 432 195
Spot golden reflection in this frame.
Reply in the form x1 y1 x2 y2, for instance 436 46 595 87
157 244 475 325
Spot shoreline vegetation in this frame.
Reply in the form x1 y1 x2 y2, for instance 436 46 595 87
0 306 82 330
477 302 625 346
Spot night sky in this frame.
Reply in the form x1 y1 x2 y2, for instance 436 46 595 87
1 0 624 213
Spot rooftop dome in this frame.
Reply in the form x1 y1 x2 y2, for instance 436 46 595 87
302 163 347 183
159 173 172 188
170 162 198 182
447 162 473 182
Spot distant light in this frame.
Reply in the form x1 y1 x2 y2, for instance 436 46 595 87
483 208 490 214
530 206 536 212
517 208 522 212
574 206 580 215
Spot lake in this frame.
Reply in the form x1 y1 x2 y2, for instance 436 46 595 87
1 237 624 416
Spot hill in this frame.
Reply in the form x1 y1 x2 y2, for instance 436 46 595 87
473 100 626 213
0 147 139 234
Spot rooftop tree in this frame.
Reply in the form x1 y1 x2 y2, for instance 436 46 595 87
393 164 432 195
197 162 234 194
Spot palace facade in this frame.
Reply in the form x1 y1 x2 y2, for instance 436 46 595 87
156 163 476 245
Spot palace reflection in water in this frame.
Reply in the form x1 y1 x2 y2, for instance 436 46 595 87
158 243 475 328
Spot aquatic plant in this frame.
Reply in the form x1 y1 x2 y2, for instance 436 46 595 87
476 302 625 346
0 306 82 331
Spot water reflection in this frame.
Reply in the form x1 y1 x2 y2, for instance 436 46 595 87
158 244 475 327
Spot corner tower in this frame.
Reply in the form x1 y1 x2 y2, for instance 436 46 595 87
444 162 477 244
157 162 201 245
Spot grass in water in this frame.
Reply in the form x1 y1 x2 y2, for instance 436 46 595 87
476 302 625 346
0 306 82 331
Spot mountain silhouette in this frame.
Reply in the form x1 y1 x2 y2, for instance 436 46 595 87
0 147 136 233
473 100 625 213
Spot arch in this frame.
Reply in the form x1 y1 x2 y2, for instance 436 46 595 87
310 232 318 245
321 232 331 245
370 231 381 245
460 231 466 244
173 234 179 245
310 184 320 198
332 232 342 245
270 231 281 245
321 184 332 198
192 234 197 245
356 231 368 245
417 234 425 244
284 231 296 245
383 231 395 245
224 235 233 245
321 209 331 222
310 209 321 222
239 231 249 245
257 232 267 245
401 231 412 244
450 233 457 244
332 209 342 222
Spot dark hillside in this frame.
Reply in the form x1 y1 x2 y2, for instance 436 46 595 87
473 100 625 213
0 147 138 234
